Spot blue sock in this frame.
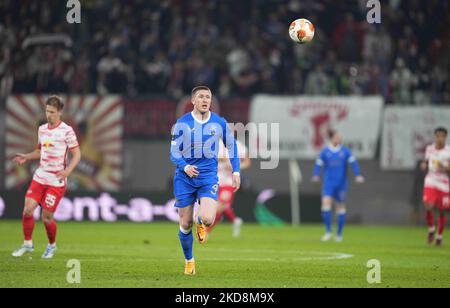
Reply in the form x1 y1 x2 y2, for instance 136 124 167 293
179 229 193 261
337 213 346 237
322 210 332 234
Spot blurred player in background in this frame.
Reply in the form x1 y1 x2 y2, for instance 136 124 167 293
312 130 364 242
421 127 450 246
208 139 251 237
170 86 240 275
12 96 81 259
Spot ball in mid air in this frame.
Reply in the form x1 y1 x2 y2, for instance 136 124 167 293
289 18 315 44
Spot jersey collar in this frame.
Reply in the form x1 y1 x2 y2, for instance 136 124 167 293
191 111 211 124
48 121 62 130
328 144 342 153
433 143 447 151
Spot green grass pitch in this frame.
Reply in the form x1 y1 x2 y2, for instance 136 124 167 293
0 221 449 288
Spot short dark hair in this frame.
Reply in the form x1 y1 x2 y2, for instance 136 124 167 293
328 129 337 139
435 127 448 135
191 86 211 97
46 95 64 111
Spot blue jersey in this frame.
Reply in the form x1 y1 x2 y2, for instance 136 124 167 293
170 111 240 180
313 145 361 188
170 112 240 208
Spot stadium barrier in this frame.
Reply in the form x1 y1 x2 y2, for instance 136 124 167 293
0 190 321 224
381 106 450 170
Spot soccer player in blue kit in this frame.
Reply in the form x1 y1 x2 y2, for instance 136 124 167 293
312 130 365 242
170 86 241 275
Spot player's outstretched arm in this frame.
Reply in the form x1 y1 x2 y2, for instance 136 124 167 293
57 146 81 180
312 152 324 182
13 149 41 165
240 157 251 170
222 119 240 174
422 145 432 172
170 122 191 172
232 173 241 192
348 152 364 183
221 118 241 191
170 121 199 177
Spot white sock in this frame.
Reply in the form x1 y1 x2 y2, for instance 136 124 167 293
24 240 33 247
180 226 192 235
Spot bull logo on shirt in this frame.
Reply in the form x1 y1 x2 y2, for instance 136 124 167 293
43 140 54 149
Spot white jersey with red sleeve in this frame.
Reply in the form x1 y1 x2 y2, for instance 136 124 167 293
424 144 450 193
218 140 247 186
33 121 79 187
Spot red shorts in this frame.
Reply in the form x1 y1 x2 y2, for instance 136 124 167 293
218 185 236 208
423 187 450 211
26 180 66 213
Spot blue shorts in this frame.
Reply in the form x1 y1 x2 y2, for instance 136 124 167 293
322 183 348 203
173 174 219 208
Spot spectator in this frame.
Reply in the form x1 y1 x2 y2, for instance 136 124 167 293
0 0 447 103
97 51 128 94
304 64 331 95
390 58 415 105
332 13 363 63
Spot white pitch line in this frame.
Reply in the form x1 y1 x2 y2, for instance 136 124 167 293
202 247 354 257
167 251 354 263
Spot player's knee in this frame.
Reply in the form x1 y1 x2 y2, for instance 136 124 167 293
24 198 39 216
23 205 35 217
321 204 332 212
424 203 434 211
202 215 215 227
41 214 53 225
23 208 34 218
336 207 347 215
180 221 193 231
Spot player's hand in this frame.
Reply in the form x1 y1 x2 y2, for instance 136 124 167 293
185 166 199 178
13 153 27 165
56 169 70 181
311 176 320 183
420 161 428 172
355 176 365 184
232 173 241 192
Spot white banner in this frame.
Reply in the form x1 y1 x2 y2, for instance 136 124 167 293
381 107 450 170
250 95 384 159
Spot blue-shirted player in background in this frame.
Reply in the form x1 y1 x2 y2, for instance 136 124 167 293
170 86 241 275
312 130 365 242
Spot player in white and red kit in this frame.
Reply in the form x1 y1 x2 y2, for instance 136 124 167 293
208 140 251 237
421 127 450 247
12 96 81 259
